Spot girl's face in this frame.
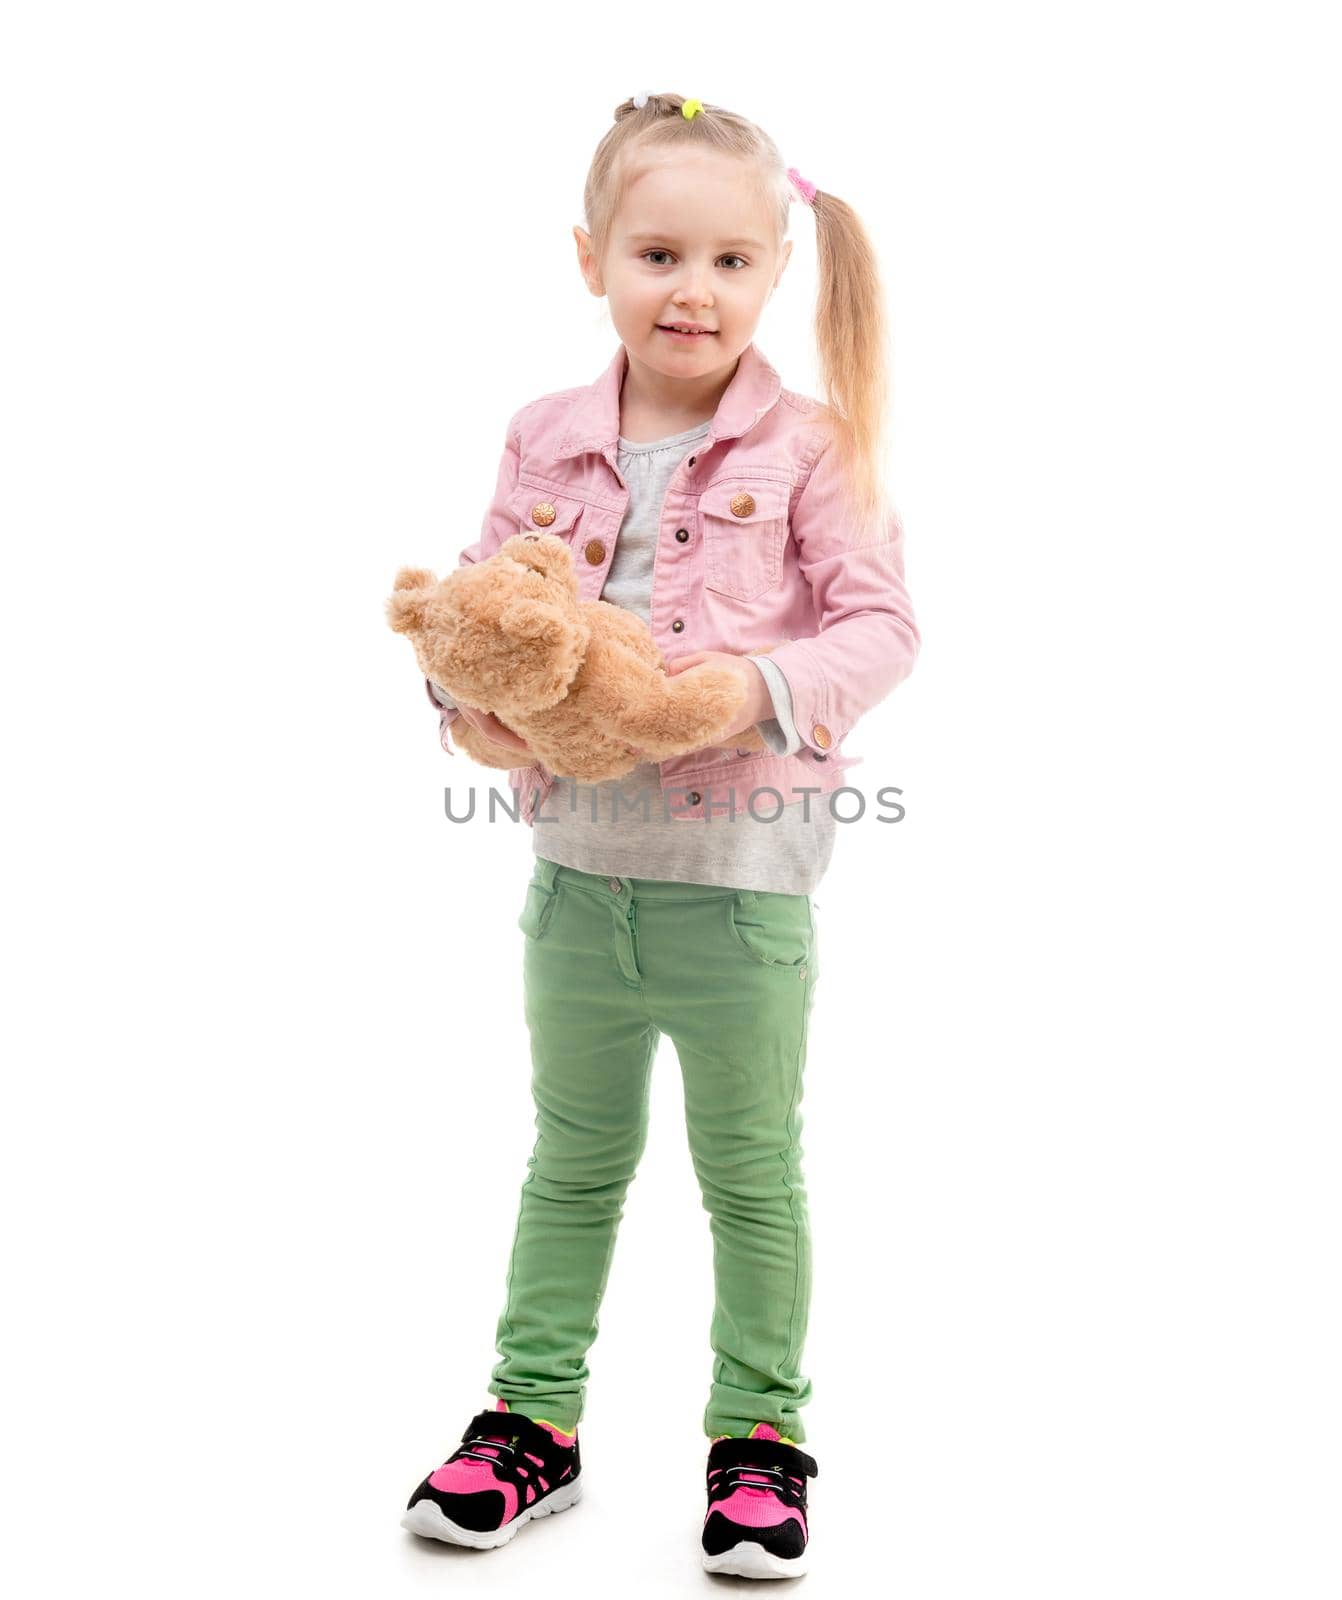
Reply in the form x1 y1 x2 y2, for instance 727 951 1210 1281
575 150 792 384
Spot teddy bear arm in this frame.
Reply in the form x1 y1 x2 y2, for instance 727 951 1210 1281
604 662 753 755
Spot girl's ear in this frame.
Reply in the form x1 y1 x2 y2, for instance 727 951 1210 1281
573 225 605 297
774 238 794 291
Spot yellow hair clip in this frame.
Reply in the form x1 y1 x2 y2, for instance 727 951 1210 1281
682 99 704 120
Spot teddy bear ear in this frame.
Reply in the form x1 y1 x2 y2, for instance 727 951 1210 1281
385 567 438 635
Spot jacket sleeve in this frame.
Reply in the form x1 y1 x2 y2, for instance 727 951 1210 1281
759 436 921 756
422 406 528 754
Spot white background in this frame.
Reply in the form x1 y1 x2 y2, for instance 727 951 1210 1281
3 3 1338 1596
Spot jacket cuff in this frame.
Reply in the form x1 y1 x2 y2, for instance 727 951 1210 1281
747 655 804 757
427 679 459 715
746 642 836 756
424 676 460 756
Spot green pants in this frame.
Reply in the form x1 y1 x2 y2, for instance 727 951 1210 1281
487 857 821 1443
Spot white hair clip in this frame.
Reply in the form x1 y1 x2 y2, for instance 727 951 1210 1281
633 92 649 108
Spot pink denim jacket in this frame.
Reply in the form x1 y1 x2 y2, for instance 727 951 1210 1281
425 339 920 825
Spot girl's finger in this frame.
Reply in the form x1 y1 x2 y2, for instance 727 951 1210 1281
477 710 528 749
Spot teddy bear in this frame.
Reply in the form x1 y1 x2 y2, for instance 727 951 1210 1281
387 532 769 784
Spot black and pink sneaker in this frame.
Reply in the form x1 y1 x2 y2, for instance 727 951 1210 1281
402 1399 582 1549
701 1421 819 1578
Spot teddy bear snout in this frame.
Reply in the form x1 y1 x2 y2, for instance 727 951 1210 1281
501 531 575 582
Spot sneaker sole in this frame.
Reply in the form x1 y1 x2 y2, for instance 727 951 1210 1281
702 1538 809 1579
402 1473 583 1550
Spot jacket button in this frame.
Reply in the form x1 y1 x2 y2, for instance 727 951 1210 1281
812 724 832 749
530 502 557 526
584 538 606 565
687 791 701 805
729 491 756 517
675 527 689 543
671 619 684 632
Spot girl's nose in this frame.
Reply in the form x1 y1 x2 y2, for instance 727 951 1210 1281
676 274 714 306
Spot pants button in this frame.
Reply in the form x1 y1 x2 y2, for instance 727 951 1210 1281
608 876 622 892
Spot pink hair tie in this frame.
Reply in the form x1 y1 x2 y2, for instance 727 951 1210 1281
787 167 817 207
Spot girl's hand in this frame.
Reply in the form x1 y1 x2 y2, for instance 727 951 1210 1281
664 651 772 744
455 702 535 757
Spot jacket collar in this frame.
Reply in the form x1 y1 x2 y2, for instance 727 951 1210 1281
554 339 783 460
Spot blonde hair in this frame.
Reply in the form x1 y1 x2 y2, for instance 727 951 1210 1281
582 92 892 528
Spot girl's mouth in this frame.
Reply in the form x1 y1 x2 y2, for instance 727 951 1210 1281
658 325 717 341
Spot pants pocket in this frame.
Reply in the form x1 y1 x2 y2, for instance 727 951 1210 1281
724 891 814 969
518 879 560 941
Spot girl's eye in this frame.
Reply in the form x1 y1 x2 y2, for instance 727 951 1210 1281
642 250 748 270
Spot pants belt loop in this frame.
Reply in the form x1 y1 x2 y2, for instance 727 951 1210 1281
738 888 758 910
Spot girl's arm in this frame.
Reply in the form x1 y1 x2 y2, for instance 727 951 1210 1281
752 436 921 758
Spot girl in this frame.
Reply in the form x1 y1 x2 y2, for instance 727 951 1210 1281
401 92 920 1580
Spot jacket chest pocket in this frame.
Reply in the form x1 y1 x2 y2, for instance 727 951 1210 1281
509 486 587 545
698 480 791 602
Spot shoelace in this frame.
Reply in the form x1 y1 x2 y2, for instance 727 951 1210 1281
454 1427 517 1466
451 1419 575 1489
718 1462 806 1499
